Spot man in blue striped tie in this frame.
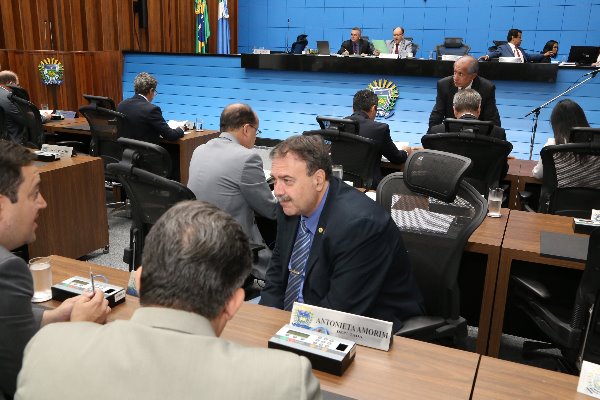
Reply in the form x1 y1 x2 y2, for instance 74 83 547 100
260 135 424 332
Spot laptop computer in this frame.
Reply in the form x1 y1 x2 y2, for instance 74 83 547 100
372 40 389 54
316 41 331 56
567 46 600 65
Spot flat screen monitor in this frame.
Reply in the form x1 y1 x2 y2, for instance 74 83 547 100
443 118 494 135
570 127 600 143
316 116 360 135
567 46 600 65
316 41 330 55
83 94 116 110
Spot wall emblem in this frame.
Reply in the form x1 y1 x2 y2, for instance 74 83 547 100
38 57 64 85
368 79 398 119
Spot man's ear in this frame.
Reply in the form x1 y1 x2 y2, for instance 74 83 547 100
222 288 245 321
313 169 326 190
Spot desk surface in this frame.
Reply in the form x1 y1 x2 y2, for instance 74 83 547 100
46 255 479 400
44 118 219 184
472 356 584 400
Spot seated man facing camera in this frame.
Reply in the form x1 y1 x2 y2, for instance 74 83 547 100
16 201 321 400
260 135 424 332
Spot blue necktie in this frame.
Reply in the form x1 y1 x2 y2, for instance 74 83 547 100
283 220 312 311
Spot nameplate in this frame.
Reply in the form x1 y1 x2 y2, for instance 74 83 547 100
253 48 271 54
290 302 393 351
40 144 73 159
378 53 398 60
578 361 600 398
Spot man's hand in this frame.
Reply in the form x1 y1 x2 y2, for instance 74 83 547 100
401 146 413 156
479 55 490 61
342 49 349 56
40 295 81 326
70 289 111 324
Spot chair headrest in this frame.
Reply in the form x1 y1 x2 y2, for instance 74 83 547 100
443 37 464 48
404 150 472 203
296 34 308 41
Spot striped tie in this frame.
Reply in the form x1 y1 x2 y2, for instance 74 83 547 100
283 220 312 311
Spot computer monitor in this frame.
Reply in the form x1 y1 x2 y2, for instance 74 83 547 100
316 116 360 135
567 46 600 65
83 94 116 110
316 41 330 55
570 127 600 144
443 118 494 135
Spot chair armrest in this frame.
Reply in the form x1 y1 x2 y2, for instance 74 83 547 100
394 315 446 337
511 274 551 299
518 190 536 212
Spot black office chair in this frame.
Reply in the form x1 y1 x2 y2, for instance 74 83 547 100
8 93 44 149
570 128 600 144
106 161 196 271
0 105 6 141
290 34 308 54
488 40 508 53
79 104 126 205
7 84 30 101
536 143 600 218
117 137 172 178
442 118 495 135
435 37 470 59
510 227 600 373
303 128 379 190
421 131 513 197
376 150 486 344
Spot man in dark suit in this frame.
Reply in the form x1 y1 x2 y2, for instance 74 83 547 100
346 89 411 187
0 140 109 399
117 72 185 145
427 88 506 140
337 27 374 55
259 135 424 332
429 55 501 128
481 29 552 63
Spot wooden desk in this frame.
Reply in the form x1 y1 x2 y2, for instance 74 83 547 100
466 208 510 355
472 356 584 399
45 256 479 400
487 211 586 356
44 118 219 184
504 158 542 210
31 156 108 259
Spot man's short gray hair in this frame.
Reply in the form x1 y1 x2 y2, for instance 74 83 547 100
133 72 157 96
453 88 481 114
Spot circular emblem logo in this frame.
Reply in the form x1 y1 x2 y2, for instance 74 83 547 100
38 57 64 85
368 79 399 119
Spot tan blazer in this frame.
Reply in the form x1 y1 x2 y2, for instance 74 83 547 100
16 307 322 400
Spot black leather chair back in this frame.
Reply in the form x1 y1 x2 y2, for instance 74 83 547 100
421 131 513 197
8 93 44 149
539 143 600 218
117 137 172 178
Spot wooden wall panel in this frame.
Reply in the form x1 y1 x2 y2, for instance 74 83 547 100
0 50 123 112
0 0 238 54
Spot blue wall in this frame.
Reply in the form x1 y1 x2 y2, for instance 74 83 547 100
238 0 600 59
122 54 599 160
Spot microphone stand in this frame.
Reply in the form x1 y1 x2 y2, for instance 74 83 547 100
525 68 599 160
285 18 290 53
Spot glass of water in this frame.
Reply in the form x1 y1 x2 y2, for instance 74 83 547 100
487 187 503 218
29 257 53 302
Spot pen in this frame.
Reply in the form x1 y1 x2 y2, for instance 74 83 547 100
90 267 96 293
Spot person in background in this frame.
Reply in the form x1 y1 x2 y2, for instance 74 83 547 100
0 140 109 399
428 89 506 140
347 89 411 187
187 103 277 279
429 56 501 128
481 29 553 62
338 27 374 56
386 27 412 58
540 40 559 63
260 135 424 332
16 201 322 400
117 72 185 145
532 99 590 179
0 71 51 144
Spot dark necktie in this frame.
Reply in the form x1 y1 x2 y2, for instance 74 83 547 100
395 43 399 54
353 42 358 54
283 220 312 311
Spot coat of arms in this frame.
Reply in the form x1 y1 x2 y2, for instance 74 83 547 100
368 79 399 119
38 57 64 85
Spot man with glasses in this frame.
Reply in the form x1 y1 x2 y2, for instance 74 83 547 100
188 103 276 280
116 72 185 145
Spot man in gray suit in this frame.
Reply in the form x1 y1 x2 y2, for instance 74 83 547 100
16 201 322 400
0 140 109 399
187 103 277 278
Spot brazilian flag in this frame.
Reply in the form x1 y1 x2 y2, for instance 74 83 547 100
195 0 210 53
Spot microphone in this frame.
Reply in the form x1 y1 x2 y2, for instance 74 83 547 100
583 68 600 77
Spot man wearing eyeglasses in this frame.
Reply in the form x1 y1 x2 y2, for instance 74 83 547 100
116 72 185 145
187 103 276 280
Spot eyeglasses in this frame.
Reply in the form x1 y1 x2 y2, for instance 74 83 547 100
249 124 262 135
